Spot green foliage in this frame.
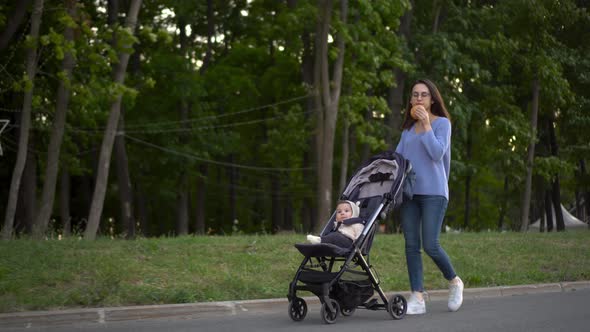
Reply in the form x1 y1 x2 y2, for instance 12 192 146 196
1 0 589 237
534 156 575 181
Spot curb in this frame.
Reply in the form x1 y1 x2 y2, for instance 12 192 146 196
1 281 589 329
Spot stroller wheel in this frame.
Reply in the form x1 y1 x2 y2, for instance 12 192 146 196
341 307 356 316
387 294 407 320
321 299 340 324
288 297 307 321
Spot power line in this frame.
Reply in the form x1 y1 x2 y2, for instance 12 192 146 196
124 134 313 172
7 94 317 133
1 135 46 155
123 94 314 129
193 174 313 198
1 134 99 157
121 108 316 134
0 108 22 113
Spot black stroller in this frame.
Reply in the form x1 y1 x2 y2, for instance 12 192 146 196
287 151 412 324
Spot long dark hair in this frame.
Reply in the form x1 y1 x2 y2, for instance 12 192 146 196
401 79 451 130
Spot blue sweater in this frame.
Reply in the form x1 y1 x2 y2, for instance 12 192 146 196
395 117 451 200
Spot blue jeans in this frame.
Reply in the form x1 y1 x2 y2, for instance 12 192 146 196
401 195 456 292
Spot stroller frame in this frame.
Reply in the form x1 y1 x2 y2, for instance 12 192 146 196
287 152 411 324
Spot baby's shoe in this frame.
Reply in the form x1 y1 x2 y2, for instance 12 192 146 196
306 235 321 244
406 293 426 315
448 277 464 312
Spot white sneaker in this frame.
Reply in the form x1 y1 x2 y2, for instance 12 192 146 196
448 277 464 312
406 293 426 315
306 235 321 244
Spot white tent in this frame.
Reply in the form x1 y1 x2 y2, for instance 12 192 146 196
529 204 588 230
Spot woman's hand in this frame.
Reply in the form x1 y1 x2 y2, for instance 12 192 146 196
413 105 428 121
412 105 432 131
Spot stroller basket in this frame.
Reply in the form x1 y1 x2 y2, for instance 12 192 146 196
333 278 374 310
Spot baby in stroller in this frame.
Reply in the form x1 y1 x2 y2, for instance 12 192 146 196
306 200 365 248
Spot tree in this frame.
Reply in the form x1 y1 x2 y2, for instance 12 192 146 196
2 0 45 240
386 0 413 149
84 0 142 240
0 0 32 51
2 0 588 237
33 0 77 239
520 77 540 232
314 0 348 231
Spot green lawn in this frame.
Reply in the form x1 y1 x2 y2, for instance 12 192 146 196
1 231 589 313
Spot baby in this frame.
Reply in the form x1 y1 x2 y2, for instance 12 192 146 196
307 200 365 248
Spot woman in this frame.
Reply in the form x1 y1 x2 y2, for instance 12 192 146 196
395 79 463 314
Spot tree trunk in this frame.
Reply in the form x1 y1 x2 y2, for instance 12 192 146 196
463 176 471 230
314 1 328 232
195 164 207 234
84 0 142 240
175 101 190 236
547 111 565 231
386 2 412 149
194 0 214 234
520 77 540 232
107 0 120 24
271 174 282 232
360 108 372 162
200 0 214 75
174 18 190 237
16 150 37 235
111 0 138 239
60 166 71 236
544 189 553 232
114 113 135 238
432 0 442 33
530 174 543 231
551 178 565 231
387 71 406 148
579 159 588 224
2 0 44 240
463 118 473 229
135 184 148 236
338 118 349 193
176 174 189 235
497 175 509 231
283 190 294 231
176 115 190 236
0 0 32 51
33 0 76 238
301 20 315 233
575 189 582 223
314 0 348 232
582 159 590 228
228 155 237 232
80 173 93 222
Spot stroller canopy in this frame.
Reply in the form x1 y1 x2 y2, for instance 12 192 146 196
341 150 409 212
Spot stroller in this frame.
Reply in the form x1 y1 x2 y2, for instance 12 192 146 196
287 151 412 324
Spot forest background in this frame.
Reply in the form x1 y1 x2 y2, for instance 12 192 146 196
1 0 590 240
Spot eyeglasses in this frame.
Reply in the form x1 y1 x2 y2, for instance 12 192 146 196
412 92 431 99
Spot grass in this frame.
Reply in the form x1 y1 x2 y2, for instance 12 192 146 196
0 231 589 313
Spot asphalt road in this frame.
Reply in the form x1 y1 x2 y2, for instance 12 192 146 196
2 285 589 332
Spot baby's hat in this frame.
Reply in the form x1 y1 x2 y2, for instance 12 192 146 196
343 200 360 218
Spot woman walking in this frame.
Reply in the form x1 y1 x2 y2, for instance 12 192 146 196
395 79 463 315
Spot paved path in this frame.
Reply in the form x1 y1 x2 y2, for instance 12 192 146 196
1 281 589 331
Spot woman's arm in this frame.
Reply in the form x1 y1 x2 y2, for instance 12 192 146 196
420 118 451 161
